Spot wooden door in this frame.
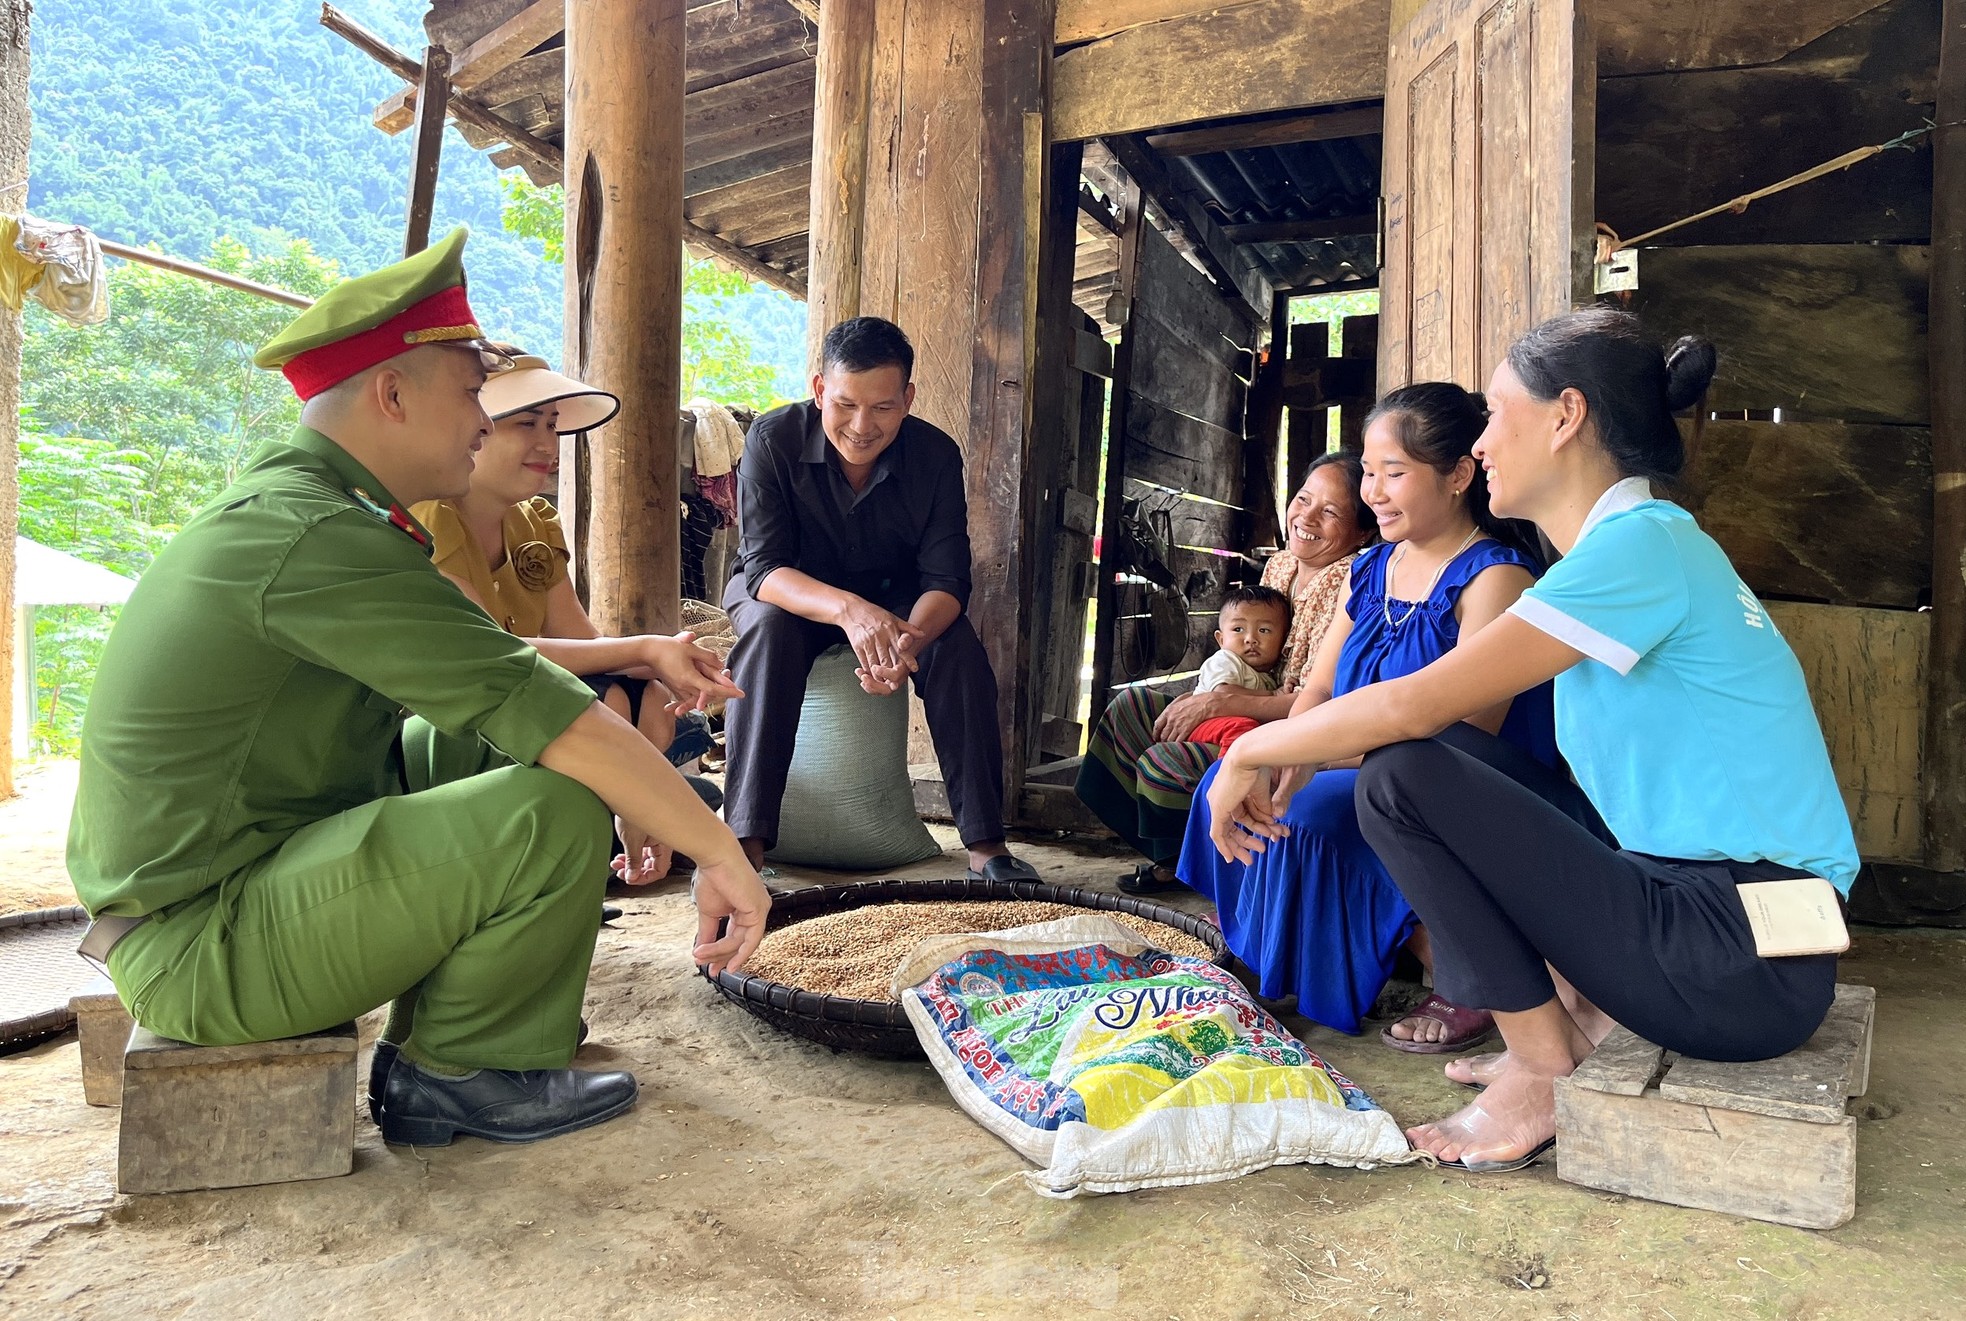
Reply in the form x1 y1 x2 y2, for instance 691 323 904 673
1379 0 1596 395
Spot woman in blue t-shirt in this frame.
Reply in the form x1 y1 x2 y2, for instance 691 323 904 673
1203 307 1859 1173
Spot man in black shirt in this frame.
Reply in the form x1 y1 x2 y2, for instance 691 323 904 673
721 317 1036 879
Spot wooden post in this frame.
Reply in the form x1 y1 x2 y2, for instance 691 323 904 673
805 0 875 370
0 1 28 795
1928 0 1966 871
563 0 685 635
1086 175 1144 730
968 0 1056 808
1245 290 1291 548
403 45 450 257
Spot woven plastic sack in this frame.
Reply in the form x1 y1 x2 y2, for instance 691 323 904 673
766 645 942 870
896 915 1417 1197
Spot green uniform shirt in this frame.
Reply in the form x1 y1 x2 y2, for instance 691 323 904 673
68 427 599 918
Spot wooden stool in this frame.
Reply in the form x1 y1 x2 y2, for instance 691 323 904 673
117 1023 358 1195
1554 984 1875 1229
70 975 135 1107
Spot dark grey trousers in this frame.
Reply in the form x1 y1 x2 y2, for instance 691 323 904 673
1354 737 1836 1062
720 577 1006 850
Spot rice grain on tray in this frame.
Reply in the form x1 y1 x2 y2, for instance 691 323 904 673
743 901 1216 1002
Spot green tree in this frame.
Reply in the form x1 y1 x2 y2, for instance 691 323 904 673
498 177 798 410
17 236 341 754
15 429 161 756
22 236 342 535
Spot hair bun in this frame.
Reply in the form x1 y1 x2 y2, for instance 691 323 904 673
1663 336 1718 412
1467 390 1489 417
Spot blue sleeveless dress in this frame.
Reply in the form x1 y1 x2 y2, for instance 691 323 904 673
1178 538 1555 1032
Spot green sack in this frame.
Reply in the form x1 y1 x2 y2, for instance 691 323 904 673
766 646 943 870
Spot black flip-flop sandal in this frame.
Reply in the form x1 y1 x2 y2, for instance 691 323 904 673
1436 1136 1556 1174
1116 862 1181 895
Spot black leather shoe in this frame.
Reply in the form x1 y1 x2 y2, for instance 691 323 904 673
601 903 624 923
367 1022 592 1128
378 1055 638 1146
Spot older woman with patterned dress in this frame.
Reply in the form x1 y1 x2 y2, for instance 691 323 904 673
1075 453 1378 894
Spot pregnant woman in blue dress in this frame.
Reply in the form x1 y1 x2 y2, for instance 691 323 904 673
1181 383 1601 1045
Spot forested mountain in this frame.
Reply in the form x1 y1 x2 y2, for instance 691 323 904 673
14 0 806 754
24 0 806 383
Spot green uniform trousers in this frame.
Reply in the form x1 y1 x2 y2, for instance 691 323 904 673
106 722 612 1072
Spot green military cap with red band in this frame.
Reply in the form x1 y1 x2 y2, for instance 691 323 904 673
253 227 496 401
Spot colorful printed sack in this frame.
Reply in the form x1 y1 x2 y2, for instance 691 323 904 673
895 915 1416 1197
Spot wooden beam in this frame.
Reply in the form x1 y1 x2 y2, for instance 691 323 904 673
805 0 873 367
1221 213 1377 245
1277 275 1380 297
1146 105 1384 157
403 45 451 257
1056 0 1247 45
323 2 805 299
374 0 567 132
1927 0 1966 870
564 0 685 636
1077 183 1119 234
786 0 821 21
1052 0 1388 143
453 0 565 91
1104 133 1268 326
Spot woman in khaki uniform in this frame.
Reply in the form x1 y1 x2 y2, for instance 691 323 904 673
412 350 722 876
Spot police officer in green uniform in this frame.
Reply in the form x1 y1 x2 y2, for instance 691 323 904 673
67 229 771 1147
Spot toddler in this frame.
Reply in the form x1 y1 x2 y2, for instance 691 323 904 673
1188 584 1292 750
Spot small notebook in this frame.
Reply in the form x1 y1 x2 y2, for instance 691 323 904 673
1739 877 1850 957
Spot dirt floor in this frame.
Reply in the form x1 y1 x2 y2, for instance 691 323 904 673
3 761 1963 1319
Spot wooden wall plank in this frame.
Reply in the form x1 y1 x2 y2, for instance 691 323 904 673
1123 397 1243 505
1630 245 1931 425
1674 421 1933 610
1766 601 1929 861
1129 320 1247 435
1055 0 1238 45
1594 0 1897 78
1052 0 1389 143
1597 0 1937 250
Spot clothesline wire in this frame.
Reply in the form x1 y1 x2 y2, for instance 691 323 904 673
1602 121 1941 255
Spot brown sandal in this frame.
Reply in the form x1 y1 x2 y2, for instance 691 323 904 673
1380 993 1496 1055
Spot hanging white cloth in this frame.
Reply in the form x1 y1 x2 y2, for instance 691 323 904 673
685 398 746 479
8 215 109 325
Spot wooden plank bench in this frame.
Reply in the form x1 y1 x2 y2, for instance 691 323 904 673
117 1022 358 1195
70 975 136 1107
1553 984 1875 1230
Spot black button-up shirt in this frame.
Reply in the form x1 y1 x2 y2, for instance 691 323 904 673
734 400 973 610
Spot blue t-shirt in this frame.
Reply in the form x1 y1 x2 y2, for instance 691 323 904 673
1509 497 1860 892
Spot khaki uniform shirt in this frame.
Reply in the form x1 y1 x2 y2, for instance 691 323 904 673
411 496 570 637
67 428 598 918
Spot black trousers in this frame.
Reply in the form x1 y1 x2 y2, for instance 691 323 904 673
1355 738 1836 1063
720 576 1006 850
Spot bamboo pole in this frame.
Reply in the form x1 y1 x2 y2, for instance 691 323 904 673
564 0 685 636
97 241 314 308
